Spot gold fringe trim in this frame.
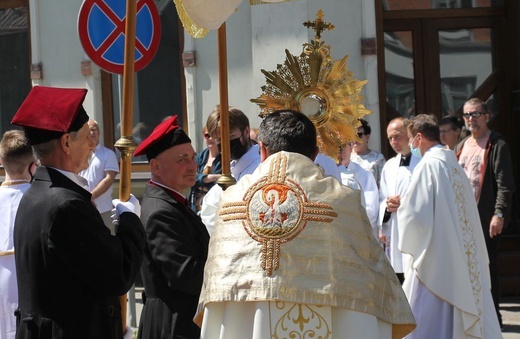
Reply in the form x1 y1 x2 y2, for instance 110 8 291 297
173 0 210 38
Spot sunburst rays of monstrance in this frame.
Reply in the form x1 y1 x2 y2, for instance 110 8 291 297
251 10 371 162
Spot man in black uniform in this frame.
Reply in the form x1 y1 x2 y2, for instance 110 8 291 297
12 86 144 339
134 116 210 339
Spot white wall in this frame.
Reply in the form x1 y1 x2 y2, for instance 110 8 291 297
26 0 381 152
29 0 103 125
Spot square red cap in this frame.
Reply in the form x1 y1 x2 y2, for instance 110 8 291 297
11 86 89 145
134 115 191 160
12 86 88 132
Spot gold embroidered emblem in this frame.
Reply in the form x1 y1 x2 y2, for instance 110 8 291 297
218 153 337 276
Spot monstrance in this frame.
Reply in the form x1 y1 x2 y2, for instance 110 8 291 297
251 10 371 162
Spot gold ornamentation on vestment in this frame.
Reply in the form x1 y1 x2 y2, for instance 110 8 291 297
218 153 337 276
251 10 371 162
453 167 484 334
271 301 332 339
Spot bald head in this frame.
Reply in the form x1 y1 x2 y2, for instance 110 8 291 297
87 119 100 148
386 117 410 155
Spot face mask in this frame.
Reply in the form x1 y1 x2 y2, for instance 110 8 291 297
409 135 422 158
229 137 249 160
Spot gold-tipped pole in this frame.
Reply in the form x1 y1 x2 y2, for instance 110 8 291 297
113 0 138 333
216 22 236 190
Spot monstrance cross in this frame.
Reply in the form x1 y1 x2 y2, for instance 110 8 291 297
303 9 335 41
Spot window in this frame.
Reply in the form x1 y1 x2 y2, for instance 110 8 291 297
109 0 184 163
0 1 31 135
383 0 502 10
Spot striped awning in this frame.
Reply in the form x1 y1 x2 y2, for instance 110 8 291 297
0 7 28 36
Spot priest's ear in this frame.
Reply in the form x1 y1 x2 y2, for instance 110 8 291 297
259 141 269 162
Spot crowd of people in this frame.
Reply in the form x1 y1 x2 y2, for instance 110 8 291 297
0 85 515 339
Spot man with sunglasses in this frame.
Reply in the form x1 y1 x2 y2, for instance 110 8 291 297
455 97 515 328
189 128 222 213
351 119 386 186
200 106 261 235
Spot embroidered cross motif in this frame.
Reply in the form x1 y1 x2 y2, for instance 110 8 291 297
218 153 337 276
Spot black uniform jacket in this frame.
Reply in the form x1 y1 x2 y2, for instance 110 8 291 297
14 166 145 339
138 183 209 339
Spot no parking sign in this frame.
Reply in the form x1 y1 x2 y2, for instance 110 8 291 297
78 0 161 74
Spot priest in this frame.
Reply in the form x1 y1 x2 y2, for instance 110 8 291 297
398 114 501 338
378 117 420 284
196 109 416 339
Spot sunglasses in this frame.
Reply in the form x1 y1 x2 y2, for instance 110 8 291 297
357 132 367 138
203 133 211 139
463 111 485 119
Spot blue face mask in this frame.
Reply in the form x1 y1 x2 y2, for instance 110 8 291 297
409 135 422 158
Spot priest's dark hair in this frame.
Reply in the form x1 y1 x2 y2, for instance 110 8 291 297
406 114 440 143
257 109 317 159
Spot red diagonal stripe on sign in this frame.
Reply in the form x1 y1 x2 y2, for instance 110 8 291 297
91 0 148 56
91 0 125 54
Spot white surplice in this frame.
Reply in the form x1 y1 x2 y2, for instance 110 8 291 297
397 146 502 339
0 183 30 339
378 153 419 273
339 162 379 240
314 153 341 181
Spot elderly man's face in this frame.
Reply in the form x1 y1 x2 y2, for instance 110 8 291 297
87 120 100 147
151 143 197 192
69 123 93 174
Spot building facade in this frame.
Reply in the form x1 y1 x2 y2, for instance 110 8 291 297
1 0 518 232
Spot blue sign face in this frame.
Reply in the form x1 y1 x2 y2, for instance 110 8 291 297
79 0 161 74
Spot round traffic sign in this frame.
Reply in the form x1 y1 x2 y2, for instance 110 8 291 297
78 0 161 74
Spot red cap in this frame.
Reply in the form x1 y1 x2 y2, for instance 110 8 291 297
11 86 89 145
134 115 191 160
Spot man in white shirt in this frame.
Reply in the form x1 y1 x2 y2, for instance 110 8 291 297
0 130 37 339
378 117 419 283
338 142 379 240
398 114 501 338
79 120 119 232
200 106 261 234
